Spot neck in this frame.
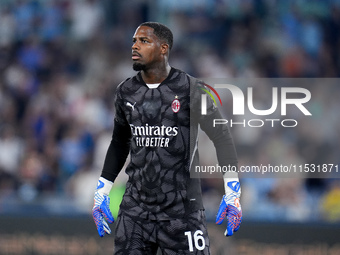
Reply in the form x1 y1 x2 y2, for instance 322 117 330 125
141 63 171 84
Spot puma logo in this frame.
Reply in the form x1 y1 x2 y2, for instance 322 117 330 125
126 101 136 111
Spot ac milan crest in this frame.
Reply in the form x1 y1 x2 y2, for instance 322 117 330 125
172 97 180 113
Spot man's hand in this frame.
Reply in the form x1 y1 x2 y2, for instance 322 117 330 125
215 179 242 236
92 177 114 237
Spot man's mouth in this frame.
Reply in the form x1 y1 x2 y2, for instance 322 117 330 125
132 51 141 60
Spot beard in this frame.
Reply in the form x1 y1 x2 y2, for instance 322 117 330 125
133 62 146 71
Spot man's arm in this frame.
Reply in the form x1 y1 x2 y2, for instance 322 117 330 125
189 76 238 170
93 88 132 237
198 92 242 237
101 119 132 182
199 110 238 169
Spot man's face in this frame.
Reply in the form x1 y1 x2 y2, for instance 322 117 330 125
132 26 163 71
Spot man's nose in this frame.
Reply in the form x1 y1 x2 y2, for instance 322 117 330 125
132 41 139 50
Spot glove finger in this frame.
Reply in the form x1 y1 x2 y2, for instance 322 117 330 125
103 219 112 235
101 197 114 223
102 207 114 223
225 213 242 236
226 214 237 236
234 216 242 233
215 201 227 225
225 224 234 236
92 207 105 237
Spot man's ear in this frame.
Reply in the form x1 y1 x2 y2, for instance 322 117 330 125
161 43 169 55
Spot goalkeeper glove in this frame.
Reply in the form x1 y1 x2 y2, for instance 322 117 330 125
216 178 242 237
92 177 114 237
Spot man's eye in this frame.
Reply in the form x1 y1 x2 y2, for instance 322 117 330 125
142 40 148 43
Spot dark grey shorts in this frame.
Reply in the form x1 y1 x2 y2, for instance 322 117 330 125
114 210 210 255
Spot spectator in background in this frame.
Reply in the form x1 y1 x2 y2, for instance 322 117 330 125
17 36 45 75
57 123 88 191
69 0 103 42
13 0 36 40
321 181 340 221
0 125 23 184
0 6 16 47
39 0 64 41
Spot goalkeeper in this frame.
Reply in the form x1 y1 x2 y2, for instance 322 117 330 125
92 22 241 255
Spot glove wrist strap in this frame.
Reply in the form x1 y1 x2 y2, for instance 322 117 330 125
96 177 113 196
223 177 241 196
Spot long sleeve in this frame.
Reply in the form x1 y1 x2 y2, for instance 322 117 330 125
101 86 132 182
199 109 238 170
100 119 131 182
189 75 238 176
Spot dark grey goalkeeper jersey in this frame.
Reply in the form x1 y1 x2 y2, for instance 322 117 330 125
101 67 237 221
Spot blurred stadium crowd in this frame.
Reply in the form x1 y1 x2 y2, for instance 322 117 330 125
0 0 340 222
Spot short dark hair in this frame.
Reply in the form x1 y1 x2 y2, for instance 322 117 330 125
139 22 173 50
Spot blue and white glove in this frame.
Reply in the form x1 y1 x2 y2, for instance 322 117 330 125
92 177 114 237
216 178 242 237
